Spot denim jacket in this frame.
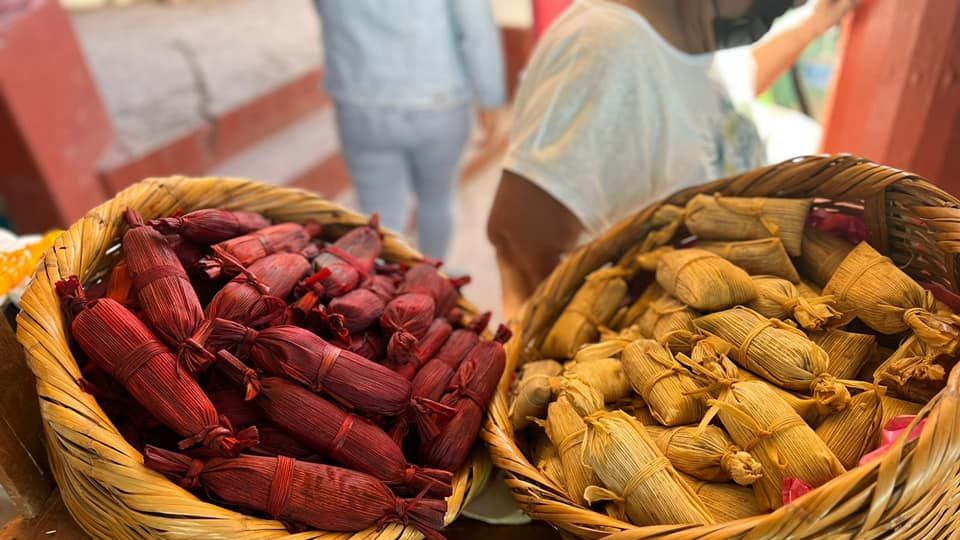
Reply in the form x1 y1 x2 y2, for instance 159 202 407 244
314 0 506 110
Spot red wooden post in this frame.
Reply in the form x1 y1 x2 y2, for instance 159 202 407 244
532 0 571 40
820 0 960 194
0 0 112 233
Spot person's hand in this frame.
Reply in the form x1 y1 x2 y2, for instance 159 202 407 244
803 0 862 37
476 108 501 148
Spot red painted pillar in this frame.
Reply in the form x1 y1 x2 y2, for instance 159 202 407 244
820 0 960 195
532 0 571 40
0 0 112 233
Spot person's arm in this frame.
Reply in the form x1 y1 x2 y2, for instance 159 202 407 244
487 170 584 319
752 0 860 95
451 0 507 144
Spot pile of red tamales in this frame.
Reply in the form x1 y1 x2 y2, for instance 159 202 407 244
56 208 510 538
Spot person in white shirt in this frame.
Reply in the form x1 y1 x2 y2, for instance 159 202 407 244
487 0 859 317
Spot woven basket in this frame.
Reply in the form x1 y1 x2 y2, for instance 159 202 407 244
16 177 491 540
483 154 960 539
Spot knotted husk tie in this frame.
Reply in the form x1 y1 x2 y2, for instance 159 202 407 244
747 275 843 331
646 424 763 485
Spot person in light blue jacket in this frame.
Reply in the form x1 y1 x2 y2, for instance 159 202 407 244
314 0 506 260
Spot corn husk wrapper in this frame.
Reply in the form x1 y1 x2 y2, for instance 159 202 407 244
529 430 565 489
678 473 764 522
694 307 845 403
811 328 877 380
622 339 706 426
572 326 642 364
647 424 763 485
614 282 666 330
542 267 630 358
737 370 821 425
815 388 885 469
557 377 606 417
797 280 823 299
652 249 757 312
510 375 561 430
516 359 564 382
544 395 600 506
798 228 855 288
873 336 948 403
747 275 843 331
878 394 922 434
637 293 699 345
824 242 960 355
684 194 812 256
582 410 714 526
563 357 632 403
699 238 801 283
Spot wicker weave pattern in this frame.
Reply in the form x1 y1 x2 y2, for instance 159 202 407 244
484 155 960 539
16 177 491 540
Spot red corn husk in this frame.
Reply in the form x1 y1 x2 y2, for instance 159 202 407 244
304 216 383 299
207 388 264 427
206 389 315 460
122 209 212 374
348 330 386 362
149 209 271 245
329 288 385 333
382 293 436 355
55 277 256 456
209 319 415 417
198 222 319 280
399 262 470 317
145 447 446 538
310 274 395 337
387 317 454 380
105 260 136 309
205 250 313 327
247 426 317 460
216 351 453 497
390 313 490 443
420 325 511 471
165 234 207 274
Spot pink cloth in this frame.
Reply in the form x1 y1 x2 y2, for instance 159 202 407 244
807 208 867 245
782 477 813 505
858 415 927 467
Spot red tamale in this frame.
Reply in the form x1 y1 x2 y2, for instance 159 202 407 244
207 387 264 427
306 217 383 298
205 250 313 327
216 352 453 497
198 222 319 280
347 330 386 362
56 277 256 456
421 325 511 471
206 389 314 460
122 209 211 373
327 275 395 333
399 262 470 317
149 209 270 244
382 293 436 357
145 447 446 538
247 426 316 460
387 317 454 380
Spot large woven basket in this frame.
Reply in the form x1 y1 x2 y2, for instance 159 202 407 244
16 177 491 539
483 154 960 539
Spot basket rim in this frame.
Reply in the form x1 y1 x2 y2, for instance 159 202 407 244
483 154 960 539
16 175 491 540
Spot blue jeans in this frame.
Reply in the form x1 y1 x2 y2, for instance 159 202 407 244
334 102 472 260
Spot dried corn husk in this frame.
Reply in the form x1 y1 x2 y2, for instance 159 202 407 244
798 228 855 288
571 327 640 363
682 355 845 510
557 376 605 417
621 339 705 426
797 280 823 299
694 308 845 408
613 396 659 426
747 275 843 331
615 282 665 330
563 357 631 403
509 375 561 430
582 410 714 526
878 394 922 434
651 249 756 311
811 329 877 380
824 242 960 355
699 238 801 283
738 370 821 425
535 442 565 488
684 194 812 256
815 388 885 469
637 293 699 344
873 336 948 403
678 473 764 522
544 396 597 506
542 267 630 358
646 424 763 485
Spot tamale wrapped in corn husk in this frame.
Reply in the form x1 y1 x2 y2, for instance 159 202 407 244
873 336 948 403
615 283 665 330
878 394 922 435
694 308 846 409
684 194 812 256
747 275 843 331
647 424 763 485
681 355 846 510
738 370 821 425
637 293 699 345
509 359 564 430
621 339 705 426
815 388 885 469
798 228 855 288
544 394 601 505
571 327 640 363
811 329 877 380
699 238 801 283
678 473 764 522
516 359 564 381
536 443 564 488
582 410 714 526
563 357 631 403
652 249 757 311
824 242 960 355
542 267 630 358
557 376 606 417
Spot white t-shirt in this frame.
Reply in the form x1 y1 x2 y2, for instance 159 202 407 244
504 0 766 235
